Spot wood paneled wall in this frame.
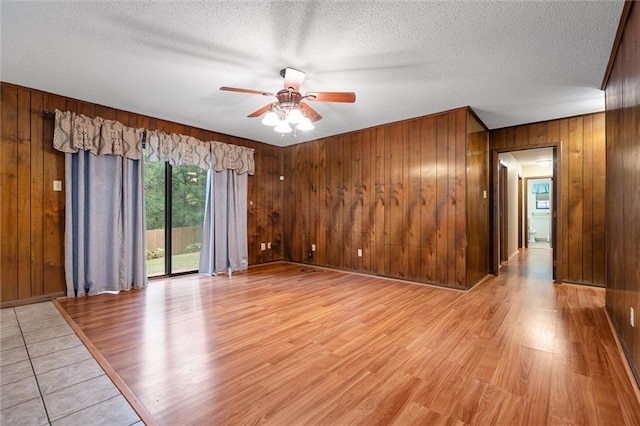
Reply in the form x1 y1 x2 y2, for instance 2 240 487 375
604 1 640 384
0 83 282 304
490 112 606 287
1 85 65 302
466 113 490 286
282 107 490 289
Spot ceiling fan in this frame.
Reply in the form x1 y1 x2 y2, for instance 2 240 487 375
220 67 356 133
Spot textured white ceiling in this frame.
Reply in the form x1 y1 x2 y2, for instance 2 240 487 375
1 1 623 147
509 147 554 167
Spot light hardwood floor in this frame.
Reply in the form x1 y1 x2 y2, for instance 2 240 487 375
57 249 640 425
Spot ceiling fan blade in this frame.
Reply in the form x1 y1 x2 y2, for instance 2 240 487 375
283 68 306 92
220 86 274 97
247 103 275 118
305 92 356 103
299 102 322 122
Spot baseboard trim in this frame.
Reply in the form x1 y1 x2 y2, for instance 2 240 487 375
604 308 640 406
0 292 65 309
285 261 469 292
561 280 605 289
53 300 159 426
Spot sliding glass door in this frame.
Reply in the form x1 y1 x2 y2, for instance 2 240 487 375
144 157 166 277
170 165 207 273
143 154 207 276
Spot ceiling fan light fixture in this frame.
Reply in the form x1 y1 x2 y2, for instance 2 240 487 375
274 120 292 133
286 108 304 124
261 111 280 126
296 117 314 131
221 67 355 136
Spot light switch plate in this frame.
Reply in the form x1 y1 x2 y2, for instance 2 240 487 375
53 180 62 191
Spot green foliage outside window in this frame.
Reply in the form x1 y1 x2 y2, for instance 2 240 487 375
144 160 165 230
144 162 208 230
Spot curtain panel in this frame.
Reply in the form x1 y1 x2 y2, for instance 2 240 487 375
199 170 249 276
65 152 147 296
531 182 550 193
53 110 147 296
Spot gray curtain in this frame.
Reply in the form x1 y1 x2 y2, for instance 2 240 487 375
199 169 248 275
64 151 147 296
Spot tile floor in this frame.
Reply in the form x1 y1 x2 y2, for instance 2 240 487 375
1 302 142 425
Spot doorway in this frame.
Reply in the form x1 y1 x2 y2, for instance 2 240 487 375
499 163 509 264
518 175 523 250
493 146 559 281
525 176 553 250
143 155 208 277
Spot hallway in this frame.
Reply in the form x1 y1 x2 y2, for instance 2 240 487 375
503 246 554 279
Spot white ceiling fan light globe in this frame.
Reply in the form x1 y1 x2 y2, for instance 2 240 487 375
261 111 279 126
286 108 304 124
274 120 292 133
296 117 314 131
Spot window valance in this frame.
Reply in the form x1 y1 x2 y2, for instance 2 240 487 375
145 131 212 170
53 110 144 159
53 110 255 175
146 130 254 175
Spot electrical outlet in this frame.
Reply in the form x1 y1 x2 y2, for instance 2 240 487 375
260 243 266 251
280 175 285 181
631 307 635 328
311 244 316 252
357 248 363 257
267 242 271 249
53 180 62 191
